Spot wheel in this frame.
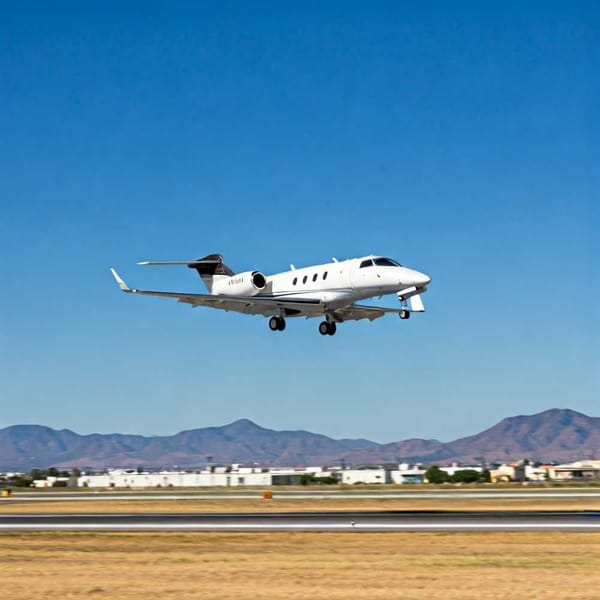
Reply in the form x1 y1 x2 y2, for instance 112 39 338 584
269 317 280 331
319 321 330 336
327 322 337 336
277 317 286 331
399 309 411 320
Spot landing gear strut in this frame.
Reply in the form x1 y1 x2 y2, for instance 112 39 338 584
319 321 337 336
269 316 286 331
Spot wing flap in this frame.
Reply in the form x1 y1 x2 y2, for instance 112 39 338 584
332 304 408 322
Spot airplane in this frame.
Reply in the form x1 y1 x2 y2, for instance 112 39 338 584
110 254 431 336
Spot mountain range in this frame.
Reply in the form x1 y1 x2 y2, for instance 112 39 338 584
0 408 598 470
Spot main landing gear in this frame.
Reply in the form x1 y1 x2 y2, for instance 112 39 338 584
319 321 337 336
268 316 337 335
399 309 411 320
268 316 286 331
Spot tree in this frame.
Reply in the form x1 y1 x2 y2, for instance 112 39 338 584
317 476 338 485
300 474 316 486
7 474 33 487
449 469 483 484
425 466 449 484
30 468 45 481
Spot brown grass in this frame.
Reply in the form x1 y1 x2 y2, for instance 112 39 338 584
0 531 599 599
4 495 600 513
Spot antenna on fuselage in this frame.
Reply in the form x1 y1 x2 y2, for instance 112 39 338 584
290 264 296 270
332 257 338 262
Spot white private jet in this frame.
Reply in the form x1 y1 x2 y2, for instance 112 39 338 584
110 254 430 336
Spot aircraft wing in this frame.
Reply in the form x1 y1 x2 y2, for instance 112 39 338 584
110 269 322 317
331 304 407 322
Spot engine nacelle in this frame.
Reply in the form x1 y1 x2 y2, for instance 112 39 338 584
216 271 267 296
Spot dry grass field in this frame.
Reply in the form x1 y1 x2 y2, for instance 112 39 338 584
0 531 599 599
4 493 600 514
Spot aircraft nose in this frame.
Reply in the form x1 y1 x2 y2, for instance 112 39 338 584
398 267 431 288
415 271 431 286
402 269 430 287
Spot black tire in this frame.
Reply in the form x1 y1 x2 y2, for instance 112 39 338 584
269 317 280 331
277 317 286 331
328 322 337 336
319 321 330 335
399 309 410 320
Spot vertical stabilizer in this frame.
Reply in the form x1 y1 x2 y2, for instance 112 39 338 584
188 254 235 293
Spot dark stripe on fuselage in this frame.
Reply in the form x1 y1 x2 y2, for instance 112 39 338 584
255 287 355 300
255 296 321 304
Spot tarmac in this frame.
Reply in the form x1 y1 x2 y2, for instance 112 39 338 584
1 510 600 531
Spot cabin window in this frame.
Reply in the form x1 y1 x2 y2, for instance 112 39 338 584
293 277 297 285
360 259 373 268
312 273 317 282
323 272 328 280
303 275 308 284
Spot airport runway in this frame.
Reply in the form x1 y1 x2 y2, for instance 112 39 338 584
1 511 599 531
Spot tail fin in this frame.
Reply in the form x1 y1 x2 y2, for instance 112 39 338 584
187 254 235 293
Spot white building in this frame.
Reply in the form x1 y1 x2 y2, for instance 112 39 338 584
489 464 517 482
439 463 484 477
524 464 550 481
340 468 390 485
390 465 426 484
548 460 600 481
78 468 273 488
77 466 325 488
32 476 71 488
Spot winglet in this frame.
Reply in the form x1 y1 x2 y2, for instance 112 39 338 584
110 268 131 292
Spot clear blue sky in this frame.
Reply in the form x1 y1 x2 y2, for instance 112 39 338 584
1 2 598 443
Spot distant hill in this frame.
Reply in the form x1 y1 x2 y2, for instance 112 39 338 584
0 409 598 470
339 409 600 465
447 408 600 463
0 419 377 470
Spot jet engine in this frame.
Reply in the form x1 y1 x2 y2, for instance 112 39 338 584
218 271 267 296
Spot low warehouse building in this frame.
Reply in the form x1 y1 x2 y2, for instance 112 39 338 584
341 468 390 485
548 460 600 481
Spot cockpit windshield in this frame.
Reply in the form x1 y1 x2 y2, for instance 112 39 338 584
374 257 402 267
359 259 373 268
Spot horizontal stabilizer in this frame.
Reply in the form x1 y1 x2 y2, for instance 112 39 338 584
138 259 221 266
137 254 234 280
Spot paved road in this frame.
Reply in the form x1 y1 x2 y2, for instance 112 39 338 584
1 511 599 531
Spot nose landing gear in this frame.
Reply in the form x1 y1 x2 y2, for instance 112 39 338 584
399 309 411 320
268 316 286 331
319 321 337 336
